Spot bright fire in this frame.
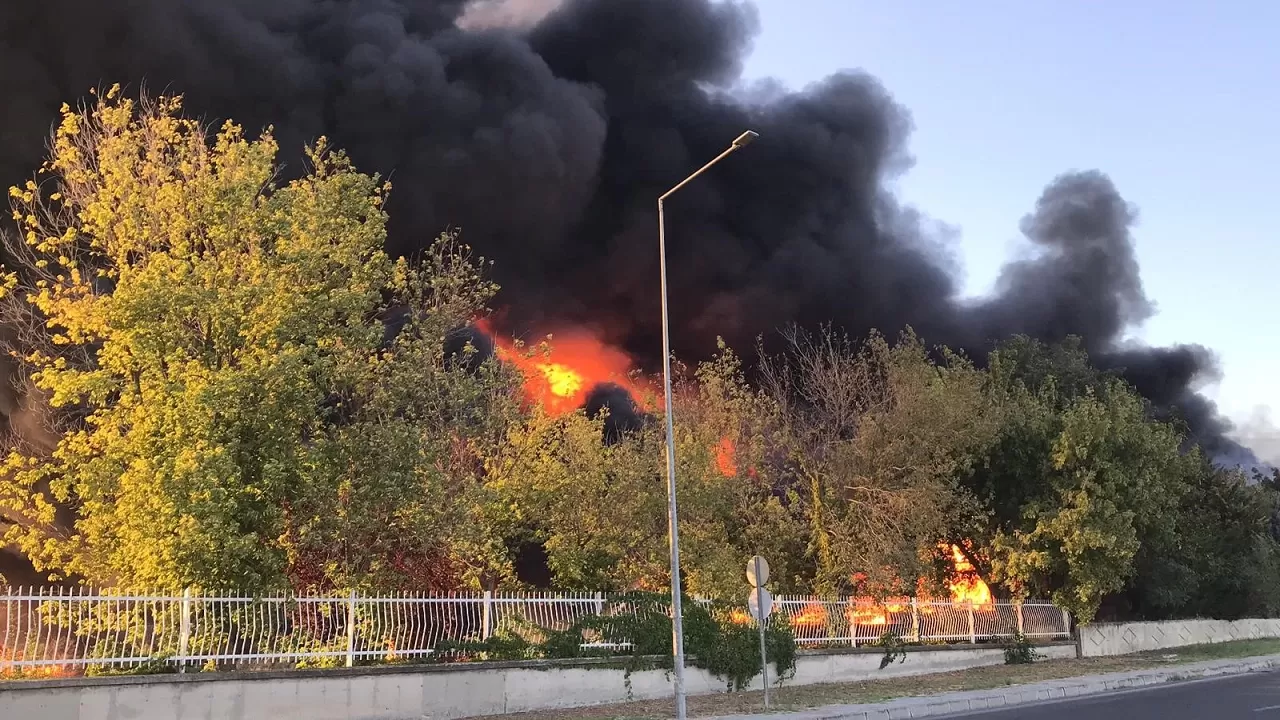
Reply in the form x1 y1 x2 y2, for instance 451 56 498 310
786 543 995 632
473 322 998 623
791 603 829 626
945 544 994 610
847 598 908 626
476 319 649 416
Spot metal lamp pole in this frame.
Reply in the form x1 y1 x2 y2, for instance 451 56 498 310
657 130 758 720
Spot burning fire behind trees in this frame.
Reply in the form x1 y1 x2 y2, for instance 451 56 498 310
475 318 652 417
475 315 996 628
736 545 995 633
946 544 994 610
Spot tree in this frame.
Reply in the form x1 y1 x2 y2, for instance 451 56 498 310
481 342 803 600
0 88 517 590
987 379 1188 622
760 327 994 595
1126 462 1280 621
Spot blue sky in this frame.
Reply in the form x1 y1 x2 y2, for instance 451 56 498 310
739 0 1280 459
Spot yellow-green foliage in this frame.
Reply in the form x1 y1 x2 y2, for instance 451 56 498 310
0 88 515 590
2 87 1273 629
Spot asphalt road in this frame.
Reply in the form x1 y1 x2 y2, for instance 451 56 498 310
950 671 1280 719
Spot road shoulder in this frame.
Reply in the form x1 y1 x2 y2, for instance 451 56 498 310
710 654 1280 720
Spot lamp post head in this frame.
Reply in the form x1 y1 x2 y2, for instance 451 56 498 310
732 130 759 148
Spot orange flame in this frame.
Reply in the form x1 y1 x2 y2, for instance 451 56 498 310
477 319 649 416
790 603 829 626
848 601 889 626
945 544 994 610
0 663 76 680
729 609 753 625
847 598 909 626
715 436 737 476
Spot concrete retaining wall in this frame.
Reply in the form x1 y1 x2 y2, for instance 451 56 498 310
1078 618 1280 657
0 644 1075 720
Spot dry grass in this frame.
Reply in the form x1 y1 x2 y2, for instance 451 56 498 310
473 639 1280 720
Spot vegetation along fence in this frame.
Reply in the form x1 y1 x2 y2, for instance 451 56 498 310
0 587 1070 675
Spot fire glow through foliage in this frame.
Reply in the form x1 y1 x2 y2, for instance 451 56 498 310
785 546 995 629
476 316 997 616
946 544 994 610
715 437 738 477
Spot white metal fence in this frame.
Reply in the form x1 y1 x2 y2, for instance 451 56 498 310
773 596 1070 646
0 587 1070 675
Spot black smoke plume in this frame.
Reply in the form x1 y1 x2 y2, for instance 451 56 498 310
443 325 495 373
584 383 649 445
0 0 1256 464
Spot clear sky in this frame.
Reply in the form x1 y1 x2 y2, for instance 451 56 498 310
740 0 1280 460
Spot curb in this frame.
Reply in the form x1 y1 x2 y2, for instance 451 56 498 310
711 653 1280 719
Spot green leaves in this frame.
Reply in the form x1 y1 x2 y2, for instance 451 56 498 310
0 90 513 592
4 88 1275 631
981 340 1194 623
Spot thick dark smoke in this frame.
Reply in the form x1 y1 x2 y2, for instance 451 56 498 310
0 0 1256 464
584 383 649 445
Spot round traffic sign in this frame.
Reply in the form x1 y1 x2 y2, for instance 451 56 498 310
748 588 774 621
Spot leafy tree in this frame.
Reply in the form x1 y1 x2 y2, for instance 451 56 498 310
1131 464 1280 620
988 379 1187 622
759 327 995 595
483 342 801 600
480 405 670 592
675 341 804 598
0 88 516 591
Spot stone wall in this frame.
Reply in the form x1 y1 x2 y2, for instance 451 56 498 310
1078 619 1280 657
0 643 1076 720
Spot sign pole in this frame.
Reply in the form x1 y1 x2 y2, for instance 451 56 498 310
748 555 772 709
747 556 768 707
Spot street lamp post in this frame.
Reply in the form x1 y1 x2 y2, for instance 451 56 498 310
657 130 758 720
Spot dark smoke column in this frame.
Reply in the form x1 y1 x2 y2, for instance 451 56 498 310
0 0 1258 463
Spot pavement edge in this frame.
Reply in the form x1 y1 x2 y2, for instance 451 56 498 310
711 653 1280 720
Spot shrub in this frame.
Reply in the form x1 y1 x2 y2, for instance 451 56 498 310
1003 631 1042 665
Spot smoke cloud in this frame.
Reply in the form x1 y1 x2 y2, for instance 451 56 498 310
0 0 1257 464
1233 408 1280 470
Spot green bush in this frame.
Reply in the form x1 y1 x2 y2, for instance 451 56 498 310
1003 631 1042 665
431 592 797 692
876 630 908 669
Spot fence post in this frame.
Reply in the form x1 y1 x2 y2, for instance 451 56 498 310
482 590 494 639
4 589 12 667
848 601 857 648
910 598 921 643
1014 601 1024 636
345 590 357 668
594 591 604 616
967 605 977 644
178 587 192 673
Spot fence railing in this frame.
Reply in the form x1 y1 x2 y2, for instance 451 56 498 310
0 587 1070 674
773 596 1070 646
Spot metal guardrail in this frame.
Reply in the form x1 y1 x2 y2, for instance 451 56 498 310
0 587 1070 675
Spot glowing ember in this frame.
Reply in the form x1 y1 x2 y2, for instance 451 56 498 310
715 436 737 476
477 319 648 416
